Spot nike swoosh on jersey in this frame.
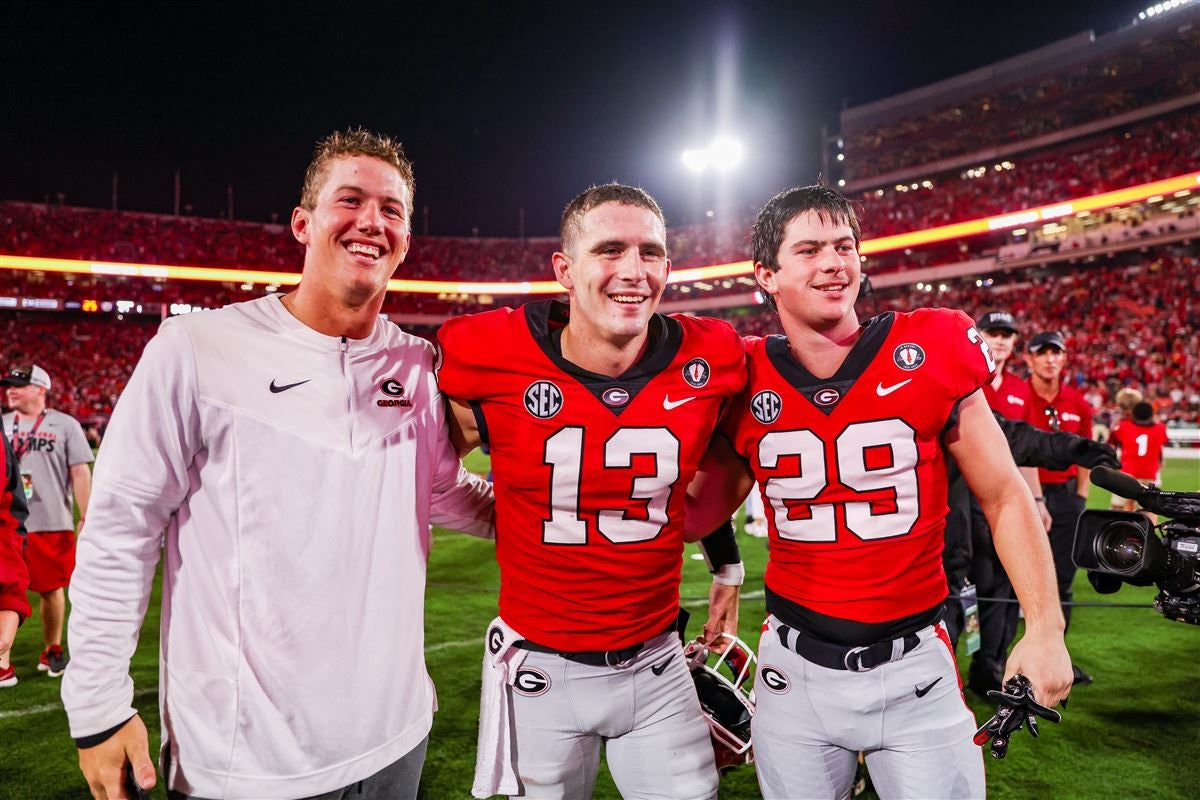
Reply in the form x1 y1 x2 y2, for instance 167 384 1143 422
914 676 943 698
876 379 912 397
663 396 696 410
270 378 312 393
651 660 670 675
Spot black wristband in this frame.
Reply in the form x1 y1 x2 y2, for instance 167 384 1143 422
74 713 138 749
699 519 740 573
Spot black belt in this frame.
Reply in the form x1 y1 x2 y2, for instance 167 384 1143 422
776 623 921 672
514 622 676 668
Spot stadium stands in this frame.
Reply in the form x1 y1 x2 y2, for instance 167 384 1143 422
838 16 1200 182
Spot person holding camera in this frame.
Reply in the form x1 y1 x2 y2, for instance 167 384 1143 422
1023 331 1095 685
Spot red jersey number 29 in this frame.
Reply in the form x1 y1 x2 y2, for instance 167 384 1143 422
757 419 919 542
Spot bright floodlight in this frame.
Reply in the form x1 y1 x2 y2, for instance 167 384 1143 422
708 137 744 170
682 136 745 173
682 148 710 172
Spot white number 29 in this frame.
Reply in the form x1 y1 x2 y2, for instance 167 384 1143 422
758 419 919 542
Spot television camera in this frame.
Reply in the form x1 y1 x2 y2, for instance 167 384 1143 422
1072 466 1200 625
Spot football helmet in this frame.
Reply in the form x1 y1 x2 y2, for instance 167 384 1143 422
684 633 756 771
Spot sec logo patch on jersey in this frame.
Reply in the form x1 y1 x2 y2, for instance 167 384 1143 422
513 668 551 696
751 390 782 424
524 381 563 419
893 343 926 371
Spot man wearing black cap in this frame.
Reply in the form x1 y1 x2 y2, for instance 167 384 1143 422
1 364 93 682
1024 331 1096 685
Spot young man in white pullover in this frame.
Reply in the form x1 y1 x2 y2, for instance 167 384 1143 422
62 129 495 800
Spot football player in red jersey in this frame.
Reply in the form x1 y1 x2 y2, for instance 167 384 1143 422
1108 400 1169 515
438 184 747 799
687 185 1072 799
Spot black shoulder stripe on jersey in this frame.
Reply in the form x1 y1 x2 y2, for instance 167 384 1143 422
524 300 684 416
764 312 895 415
469 400 490 447
940 386 985 438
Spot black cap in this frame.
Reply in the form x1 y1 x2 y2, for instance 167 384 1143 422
0 364 51 389
1028 331 1067 353
976 310 1018 333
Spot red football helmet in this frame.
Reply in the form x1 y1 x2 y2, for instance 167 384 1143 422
684 633 756 772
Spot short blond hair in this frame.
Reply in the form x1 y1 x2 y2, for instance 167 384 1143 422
300 128 415 213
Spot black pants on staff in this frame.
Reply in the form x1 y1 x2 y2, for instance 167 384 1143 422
1044 478 1088 630
965 498 1020 687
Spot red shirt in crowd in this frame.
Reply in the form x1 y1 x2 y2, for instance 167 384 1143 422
984 371 1033 421
1025 381 1093 485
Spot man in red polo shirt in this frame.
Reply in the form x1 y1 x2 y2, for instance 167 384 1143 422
1023 330 1095 685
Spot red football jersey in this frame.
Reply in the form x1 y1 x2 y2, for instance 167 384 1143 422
1110 420 1169 480
983 371 1032 422
722 308 994 624
437 301 746 651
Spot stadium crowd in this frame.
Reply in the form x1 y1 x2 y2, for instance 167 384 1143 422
855 111 1200 238
3 246 1195 437
840 24 1200 180
5 109 1197 296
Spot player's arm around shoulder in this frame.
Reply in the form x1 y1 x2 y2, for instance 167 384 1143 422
945 390 1072 708
684 433 754 542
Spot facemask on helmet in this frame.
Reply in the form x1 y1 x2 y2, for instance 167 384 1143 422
684 633 757 771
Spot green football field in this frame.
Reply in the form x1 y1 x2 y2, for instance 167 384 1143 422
2 459 1197 799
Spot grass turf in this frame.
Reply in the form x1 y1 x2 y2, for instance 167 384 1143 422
1 459 1196 798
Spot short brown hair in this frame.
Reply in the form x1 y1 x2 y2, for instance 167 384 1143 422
300 128 415 214
752 184 861 273
559 183 666 253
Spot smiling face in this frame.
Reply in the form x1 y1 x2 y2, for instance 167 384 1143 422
552 201 670 349
755 210 861 334
290 155 412 308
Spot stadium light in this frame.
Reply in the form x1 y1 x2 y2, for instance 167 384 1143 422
682 136 745 173
682 148 710 173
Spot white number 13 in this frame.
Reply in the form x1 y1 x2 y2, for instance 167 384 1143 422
543 427 680 545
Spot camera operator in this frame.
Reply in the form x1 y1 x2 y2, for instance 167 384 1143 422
1024 331 1096 685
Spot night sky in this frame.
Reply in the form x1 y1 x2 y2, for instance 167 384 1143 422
2 1 1144 237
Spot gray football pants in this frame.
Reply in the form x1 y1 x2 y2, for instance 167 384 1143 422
753 617 984 800
507 630 719 799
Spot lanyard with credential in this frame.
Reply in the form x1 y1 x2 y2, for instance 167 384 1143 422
12 410 47 459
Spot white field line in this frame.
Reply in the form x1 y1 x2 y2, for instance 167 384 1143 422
0 686 157 720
